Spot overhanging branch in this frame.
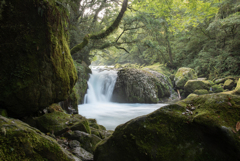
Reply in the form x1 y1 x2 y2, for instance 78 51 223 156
71 0 128 55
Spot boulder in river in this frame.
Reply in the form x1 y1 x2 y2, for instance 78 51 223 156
112 68 174 103
94 93 240 161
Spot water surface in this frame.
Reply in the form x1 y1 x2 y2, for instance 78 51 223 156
78 103 167 130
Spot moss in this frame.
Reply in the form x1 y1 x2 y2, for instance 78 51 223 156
47 103 64 113
193 89 209 95
0 109 8 117
224 79 235 90
0 116 75 161
0 0 77 118
235 79 240 94
187 93 198 98
94 94 240 161
73 61 91 104
174 67 197 89
212 84 224 93
143 63 172 76
36 112 91 135
184 80 212 94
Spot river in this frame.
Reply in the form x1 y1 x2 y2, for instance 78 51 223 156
78 66 167 130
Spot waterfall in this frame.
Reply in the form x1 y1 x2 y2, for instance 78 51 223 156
84 67 118 103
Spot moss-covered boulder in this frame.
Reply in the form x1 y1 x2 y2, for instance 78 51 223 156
193 89 209 95
212 84 224 93
187 93 198 98
224 79 235 90
174 67 197 89
35 112 90 135
214 78 226 84
0 115 79 161
94 94 240 161
184 80 213 94
0 0 77 118
112 68 174 103
235 79 240 94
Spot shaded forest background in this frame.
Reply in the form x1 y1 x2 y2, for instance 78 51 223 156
64 0 240 79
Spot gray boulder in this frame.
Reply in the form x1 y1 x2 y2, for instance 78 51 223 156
112 68 174 103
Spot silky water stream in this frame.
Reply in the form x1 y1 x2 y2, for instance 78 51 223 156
78 66 167 130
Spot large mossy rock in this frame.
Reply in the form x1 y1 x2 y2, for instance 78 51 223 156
212 84 224 93
235 79 240 94
35 112 90 135
94 94 240 161
184 80 213 94
111 68 173 103
0 0 77 117
0 115 79 161
174 67 197 89
224 79 235 90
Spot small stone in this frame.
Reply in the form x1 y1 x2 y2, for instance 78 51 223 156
191 107 196 111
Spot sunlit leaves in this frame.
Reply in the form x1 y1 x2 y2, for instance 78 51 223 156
133 0 221 33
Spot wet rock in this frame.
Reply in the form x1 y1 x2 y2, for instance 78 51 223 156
64 130 102 153
71 147 93 161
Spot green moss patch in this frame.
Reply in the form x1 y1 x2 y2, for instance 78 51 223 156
36 112 90 135
0 115 76 161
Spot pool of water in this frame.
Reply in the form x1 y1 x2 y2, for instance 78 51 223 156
78 103 168 130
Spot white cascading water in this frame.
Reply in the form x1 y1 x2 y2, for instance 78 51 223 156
78 66 168 130
84 67 117 103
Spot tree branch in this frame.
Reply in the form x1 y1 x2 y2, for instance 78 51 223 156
71 0 128 55
114 46 130 53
